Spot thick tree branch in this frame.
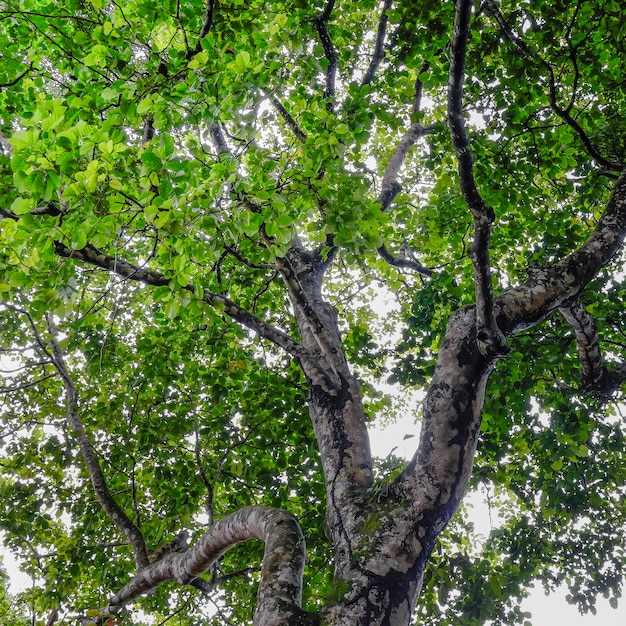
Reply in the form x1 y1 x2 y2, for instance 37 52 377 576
83 506 308 626
275 252 344 386
449 0 507 355
559 298 604 387
394 168 626 553
43 314 150 570
378 123 428 213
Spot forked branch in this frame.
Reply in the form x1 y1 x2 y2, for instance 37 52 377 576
449 0 507 355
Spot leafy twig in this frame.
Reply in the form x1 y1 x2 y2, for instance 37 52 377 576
484 0 623 172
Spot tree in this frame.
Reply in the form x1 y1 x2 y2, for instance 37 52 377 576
0 0 625 624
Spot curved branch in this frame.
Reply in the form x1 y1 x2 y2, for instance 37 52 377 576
44 315 150 569
559 298 626 398
85 506 309 626
449 0 507 355
559 298 604 387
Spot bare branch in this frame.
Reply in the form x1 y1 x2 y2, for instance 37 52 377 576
82 506 308 626
560 298 626 398
361 0 393 87
314 0 338 108
449 0 507 355
44 314 150 569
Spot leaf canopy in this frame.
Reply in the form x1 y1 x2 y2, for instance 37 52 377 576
0 0 625 624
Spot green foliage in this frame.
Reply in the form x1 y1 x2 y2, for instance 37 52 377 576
0 0 625 624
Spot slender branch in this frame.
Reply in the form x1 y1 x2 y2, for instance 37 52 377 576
44 314 150 569
361 0 393 87
314 0 338 108
264 91 307 143
81 506 308 626
373 59 436 274
559 298 626 398
412 60 430 117
0 62 33 88
377 122 431 212
449 0 507 355
0 373 57 394
197 0 216 43
51 241 307 362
